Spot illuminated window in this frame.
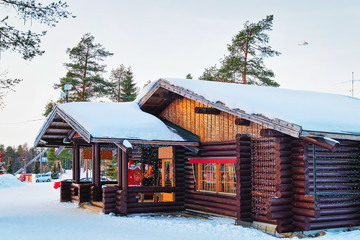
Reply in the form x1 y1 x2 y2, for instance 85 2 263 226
190 158 236 194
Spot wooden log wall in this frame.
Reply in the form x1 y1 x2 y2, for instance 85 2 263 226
115 189 127 214
90 185 100 202
126 186 184 213
103 185 118 214
291 139 318 231
174 146 186 209
236 134 252 222
69 183 92 203
60 181 72 202
251 136 294 233
293 140 360 231
160 97 265 142
184 141 238 218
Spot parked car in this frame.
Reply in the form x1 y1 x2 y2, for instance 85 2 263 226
34 173 52 183
80 177 92 182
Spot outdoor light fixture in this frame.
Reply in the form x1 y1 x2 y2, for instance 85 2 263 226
64 84 71 91
63 137 72 144
61 84 71 103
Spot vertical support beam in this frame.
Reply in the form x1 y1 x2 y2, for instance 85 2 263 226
90 143 101 201
94 143 101 201
74 144 80 183
117 147 122 186
72 146 76 181
121 150 128 215
94 143 101 187
92 143 96 184
121 150 128 191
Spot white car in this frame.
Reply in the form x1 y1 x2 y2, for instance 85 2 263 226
34 173 52 183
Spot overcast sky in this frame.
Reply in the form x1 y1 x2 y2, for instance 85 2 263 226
1 0 359 147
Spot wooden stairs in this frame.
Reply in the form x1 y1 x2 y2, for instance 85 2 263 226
80 201 104 213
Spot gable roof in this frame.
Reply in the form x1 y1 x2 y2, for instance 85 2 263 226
34 102 195 147
138 78 360 140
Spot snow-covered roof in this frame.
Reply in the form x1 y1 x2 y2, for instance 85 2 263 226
139 78 360 138
57 102 184 141
34 102 188 147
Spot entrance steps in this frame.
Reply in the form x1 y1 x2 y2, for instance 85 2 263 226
79 201 103 213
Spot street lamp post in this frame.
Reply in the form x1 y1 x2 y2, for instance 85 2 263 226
64 84 71 103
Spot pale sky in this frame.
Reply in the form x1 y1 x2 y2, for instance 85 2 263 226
1 0 359 147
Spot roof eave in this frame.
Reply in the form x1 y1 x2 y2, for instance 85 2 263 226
91 137 199 146
143 79 302 138
34 105 92 148
34 107 59 148
301 130 360 141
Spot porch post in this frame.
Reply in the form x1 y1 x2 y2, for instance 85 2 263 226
120 149 128 215
92 143 101 201
74 144 80 183
121 150 128 192
72 146 76 181
92 143 96 183
117 147 122 186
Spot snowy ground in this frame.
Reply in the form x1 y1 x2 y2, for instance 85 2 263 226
0 174 359 240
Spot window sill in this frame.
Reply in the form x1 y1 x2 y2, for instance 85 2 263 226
196 190 236 197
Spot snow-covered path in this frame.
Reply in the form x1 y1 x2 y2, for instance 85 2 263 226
0 180 359 240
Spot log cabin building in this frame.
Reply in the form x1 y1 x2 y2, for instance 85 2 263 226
35 78 360 233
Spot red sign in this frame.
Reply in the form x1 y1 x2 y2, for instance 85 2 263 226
189 158 236 164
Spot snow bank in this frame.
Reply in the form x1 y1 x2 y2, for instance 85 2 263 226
0 182 359 240
0 174 24 188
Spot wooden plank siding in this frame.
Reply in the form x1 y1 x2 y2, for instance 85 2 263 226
160 98 265 142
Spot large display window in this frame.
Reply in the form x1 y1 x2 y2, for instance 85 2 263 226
190 158 236 194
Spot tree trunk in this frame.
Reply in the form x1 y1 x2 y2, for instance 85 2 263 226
242 41 248 84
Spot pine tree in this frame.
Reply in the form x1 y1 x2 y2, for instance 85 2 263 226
43 100 57 117
47 148 56 165
0 74 22 108
201 15 280 86
51 162 59 179
108 64 135 102
120 71 138 102
6 158 14 174
186 73 193 79
54 33 114 101
109 65 137 102
105 157 117 181
199 65 221 81
0 1 73 60
33 160 40 174
0 1 73 108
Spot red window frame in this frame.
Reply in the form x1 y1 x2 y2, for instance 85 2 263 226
189 158 236 164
